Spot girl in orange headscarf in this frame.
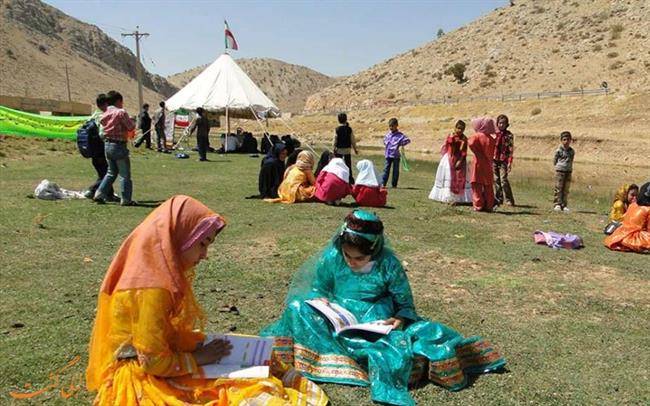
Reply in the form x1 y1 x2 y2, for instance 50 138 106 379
86 195 327 405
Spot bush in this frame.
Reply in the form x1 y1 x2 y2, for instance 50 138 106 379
607 52 619 58
610 24 624 40
609 61 624 70
531 107 542 116
593 44 603 51
386 93 395 99
445 63 467 83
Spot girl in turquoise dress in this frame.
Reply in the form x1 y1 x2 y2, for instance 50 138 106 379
262 210 506 405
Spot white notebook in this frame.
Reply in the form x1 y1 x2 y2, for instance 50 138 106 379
194 334 273 379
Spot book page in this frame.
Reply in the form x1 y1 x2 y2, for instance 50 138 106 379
195 334 273 379
339 321 394 335
198 364 270 379
306 299 358 333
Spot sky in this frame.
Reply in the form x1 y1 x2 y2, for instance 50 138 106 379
45 0 506 78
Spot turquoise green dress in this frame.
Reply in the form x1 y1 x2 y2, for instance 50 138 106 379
261 240 506 405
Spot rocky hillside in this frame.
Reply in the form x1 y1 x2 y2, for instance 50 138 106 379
306 0 650 111
168 58 335 113
0 0 177 111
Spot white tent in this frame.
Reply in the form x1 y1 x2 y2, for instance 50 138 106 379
166 53 280 121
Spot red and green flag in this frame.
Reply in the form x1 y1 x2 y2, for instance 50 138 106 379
224 20 238 50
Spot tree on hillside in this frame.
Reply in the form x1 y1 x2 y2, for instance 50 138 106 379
437 28 444 39
445 63 467 84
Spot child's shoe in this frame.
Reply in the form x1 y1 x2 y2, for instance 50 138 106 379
563 207 571 212
553 205 562 212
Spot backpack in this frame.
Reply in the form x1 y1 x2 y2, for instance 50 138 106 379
77 119 99 158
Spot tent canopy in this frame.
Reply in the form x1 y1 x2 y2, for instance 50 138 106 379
166 54 280 120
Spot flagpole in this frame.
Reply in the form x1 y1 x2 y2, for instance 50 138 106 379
224 19 228 152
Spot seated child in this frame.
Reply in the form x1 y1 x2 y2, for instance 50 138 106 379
315 157 352 205
609 184 639 222
314 150 334 178
604 182 650 253
258 142 287 199
352 159 387 207
266 151 316 204
261 210 506 406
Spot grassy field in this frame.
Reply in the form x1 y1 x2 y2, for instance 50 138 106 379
0 136 648 405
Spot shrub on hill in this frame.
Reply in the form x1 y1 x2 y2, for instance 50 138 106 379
445 63 467 84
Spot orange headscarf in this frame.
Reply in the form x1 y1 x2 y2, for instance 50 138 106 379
99 194 225 299
87 195 226 390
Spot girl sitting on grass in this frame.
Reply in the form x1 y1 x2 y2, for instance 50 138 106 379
352 159 387 207
267 150 316 203
315 157 352 205
261 210 506 406
605 181 650 253
86 195 327 405
609 183 639 222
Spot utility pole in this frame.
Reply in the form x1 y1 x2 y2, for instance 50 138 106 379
122 26 149 111
64 63 72 102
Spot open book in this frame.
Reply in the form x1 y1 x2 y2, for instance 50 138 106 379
306 299 393 335
194 334 273 379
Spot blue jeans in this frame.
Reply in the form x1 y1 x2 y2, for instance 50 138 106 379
95 142 132 202
382 157 400 187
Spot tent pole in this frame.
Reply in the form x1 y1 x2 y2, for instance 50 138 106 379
225 106 230 153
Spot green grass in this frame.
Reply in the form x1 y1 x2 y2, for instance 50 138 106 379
0 137 648 405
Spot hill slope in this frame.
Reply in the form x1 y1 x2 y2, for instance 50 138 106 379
168 58 335 113
0 0 177 111
306 0 650 111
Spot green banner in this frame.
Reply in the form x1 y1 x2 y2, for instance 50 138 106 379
0 105 90 140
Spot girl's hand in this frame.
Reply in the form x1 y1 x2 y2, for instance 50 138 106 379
193 338 233 366
383 317 403 329
455 161 462 170
316 297 330 306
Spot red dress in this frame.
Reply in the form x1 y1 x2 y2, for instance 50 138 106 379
352 185 387 207
315 171 351 202
444 134 468 195
468 132 496 211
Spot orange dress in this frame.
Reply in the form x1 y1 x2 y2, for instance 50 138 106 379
604 202 650 253
266 166 316 204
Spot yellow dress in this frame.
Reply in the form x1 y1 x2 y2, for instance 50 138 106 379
609 184 635 222
267 167 316 204
89 288 327 405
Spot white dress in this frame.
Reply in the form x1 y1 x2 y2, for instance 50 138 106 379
428 153 472 203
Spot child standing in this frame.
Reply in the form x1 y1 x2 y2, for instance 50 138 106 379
429 120 472 204
493 114 515 206
94 90 136 206
468 117 497 212
553 131 575 212
333 113 358 183
382 118 411 188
